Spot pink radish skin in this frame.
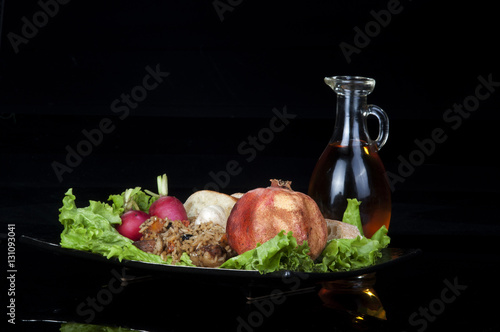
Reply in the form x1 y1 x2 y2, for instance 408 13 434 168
116 210 150 241
149 196 188 221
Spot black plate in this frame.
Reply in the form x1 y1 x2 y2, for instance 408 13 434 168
20 235 421 284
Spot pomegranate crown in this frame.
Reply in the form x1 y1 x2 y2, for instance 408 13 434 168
270 179 292 190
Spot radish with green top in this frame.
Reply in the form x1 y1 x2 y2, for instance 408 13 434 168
115 188 151 240
147 174 188 221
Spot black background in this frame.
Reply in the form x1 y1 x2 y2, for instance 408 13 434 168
1 1 499 331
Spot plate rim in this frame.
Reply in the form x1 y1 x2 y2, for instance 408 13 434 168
20 235 422 282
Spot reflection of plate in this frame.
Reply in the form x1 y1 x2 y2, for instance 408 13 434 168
20 235 421 283
20 319 155 332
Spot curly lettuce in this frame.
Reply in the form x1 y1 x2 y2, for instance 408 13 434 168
315 225 389 272
219 230 315 273
108 187 157 215
59 189 192 266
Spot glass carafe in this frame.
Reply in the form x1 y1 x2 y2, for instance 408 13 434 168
308 76 391 238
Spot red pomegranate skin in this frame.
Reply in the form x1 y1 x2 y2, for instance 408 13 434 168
226 180 327 260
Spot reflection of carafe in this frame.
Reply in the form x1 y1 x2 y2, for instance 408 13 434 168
308 76 391 238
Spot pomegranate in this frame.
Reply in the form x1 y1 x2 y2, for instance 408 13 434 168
226 179 328 260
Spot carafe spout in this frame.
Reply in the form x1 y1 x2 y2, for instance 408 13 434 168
325 76 376 96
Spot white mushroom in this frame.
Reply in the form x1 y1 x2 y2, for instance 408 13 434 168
194 205 227 228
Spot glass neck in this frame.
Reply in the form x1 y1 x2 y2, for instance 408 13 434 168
331 92 368 146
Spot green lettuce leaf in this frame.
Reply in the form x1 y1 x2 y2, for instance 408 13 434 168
59 189 193 266
108 187 156 214
220 231 314 273
107 193 125 215
316 225 389 272
342 198 363 235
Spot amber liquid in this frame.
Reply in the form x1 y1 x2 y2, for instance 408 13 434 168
308 140 391 238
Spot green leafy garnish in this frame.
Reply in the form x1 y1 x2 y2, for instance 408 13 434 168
315 225 389 272
59 189 192 266
219 231 314 273
342 198 363 235
108 187 157 215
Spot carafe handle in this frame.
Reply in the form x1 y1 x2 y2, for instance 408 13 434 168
367 105 389 150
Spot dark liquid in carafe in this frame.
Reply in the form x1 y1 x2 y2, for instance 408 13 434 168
308 140 391 238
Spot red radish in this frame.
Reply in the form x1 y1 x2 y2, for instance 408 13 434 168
147 174 188 221
116 210 150 241
149 196 187 220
